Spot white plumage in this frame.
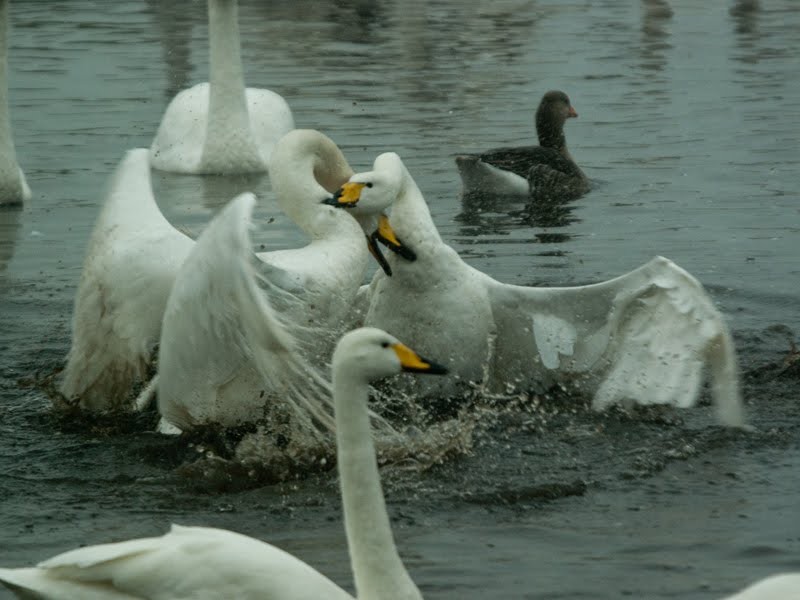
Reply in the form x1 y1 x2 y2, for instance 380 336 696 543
335 152 745 426
722 573 800 599
59 149 193 411
0 0 29 205
149 0 294 174
157 130 372 432
0 328 440 600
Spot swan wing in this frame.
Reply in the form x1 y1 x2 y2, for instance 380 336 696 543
59 149 194 411
486 256 744 426
0 525 353 600
157 193 334 433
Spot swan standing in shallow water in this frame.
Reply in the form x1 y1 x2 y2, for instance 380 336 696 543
455 90 588 202
59 149 194 411
330 152 744 426
156 130 410 432
0 0 29 205
149 0 294 174
0 328 446 599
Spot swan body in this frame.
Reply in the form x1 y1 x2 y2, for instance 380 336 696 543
0 0 29 205
60 149 194 411
455 90 588 202
149 0 294 174
157 130 394 432
0 328 444 600
723 573 800 599
332 152 745 426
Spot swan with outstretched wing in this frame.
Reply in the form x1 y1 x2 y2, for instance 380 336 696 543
329 152 744 427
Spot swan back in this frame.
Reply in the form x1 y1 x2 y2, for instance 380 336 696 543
0 0 28 204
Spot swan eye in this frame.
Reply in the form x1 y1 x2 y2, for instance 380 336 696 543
366 182 373 188
381 341 390 348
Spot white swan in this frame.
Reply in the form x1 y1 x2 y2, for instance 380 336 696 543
60 149 194 411
157 130 409 432
149 0 294 174
723 573 800 599
0 0 29 205
329 152 745 427
0 328 446 599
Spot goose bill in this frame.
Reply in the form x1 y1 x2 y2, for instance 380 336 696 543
392 343 448 375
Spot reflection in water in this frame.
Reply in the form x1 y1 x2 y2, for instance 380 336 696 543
151 169 268 213
730 0 760 64
144 0 198 100
639 0 672 75
0 205 21 274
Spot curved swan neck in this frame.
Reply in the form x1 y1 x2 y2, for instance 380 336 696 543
201 0 259 169
334 370 422 600
389 161 441 246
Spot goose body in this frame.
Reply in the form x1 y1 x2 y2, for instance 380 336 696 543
455 90 588 202
157 130 379 432
332 153 744 426
0 0 29 205
149 0 294 174
0 328 445 600
59 149 194 411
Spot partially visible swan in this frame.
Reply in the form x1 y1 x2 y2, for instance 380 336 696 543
330 152 745 427
60 149 194 411
0 327 446 600
455 90 588 202
0 0 29 205
157 130 410 432
722 573 800 599
149 0 294 174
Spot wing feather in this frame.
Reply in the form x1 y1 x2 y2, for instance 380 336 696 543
59 149 193 411
488 256 744 426
157 193 334 434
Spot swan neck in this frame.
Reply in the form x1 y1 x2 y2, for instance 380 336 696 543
391 164 441 246
335 373 420 600
0 0 22 196
203 0 255 163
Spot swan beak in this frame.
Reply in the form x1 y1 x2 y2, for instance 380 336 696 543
367 232 393 277
567 105 578 118
324 182 366 207
393 343 448 375
374 214 417 262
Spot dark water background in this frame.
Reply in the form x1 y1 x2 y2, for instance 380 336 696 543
1 1 799 597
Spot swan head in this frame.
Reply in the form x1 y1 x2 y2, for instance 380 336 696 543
323 153 416 275
333 327 447 384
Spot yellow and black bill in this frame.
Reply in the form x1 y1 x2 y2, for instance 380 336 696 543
392 342 448 375
367 233 393 277
323 181 367 208
372 214 416 262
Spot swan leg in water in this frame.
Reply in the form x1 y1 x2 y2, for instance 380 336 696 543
149 0 294 174
329 152 745 427
0 328 446 600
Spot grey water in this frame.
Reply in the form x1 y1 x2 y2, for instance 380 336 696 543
1 0 799 598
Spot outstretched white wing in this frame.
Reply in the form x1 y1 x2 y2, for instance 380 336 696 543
486 256 744 426
157 193 334 434
60 149 194 411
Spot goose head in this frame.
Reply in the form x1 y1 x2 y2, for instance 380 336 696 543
333 327 447 384
324 153 417 275
535 90 578 151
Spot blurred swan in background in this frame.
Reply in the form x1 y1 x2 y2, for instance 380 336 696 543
0 0 29 205
149 0 294 174
0 328 445 600
330 152 744 427
722 573 800 599
156 130 410 433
